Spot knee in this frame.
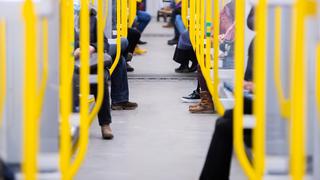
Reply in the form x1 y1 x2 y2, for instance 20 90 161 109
121 38 129 50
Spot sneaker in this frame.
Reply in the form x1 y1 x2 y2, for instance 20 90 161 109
167 38 178 46
134 47 147 55
126 53 133 62
181 90 201 103
111 101 138 110
126 63 134 72
101 124 114 140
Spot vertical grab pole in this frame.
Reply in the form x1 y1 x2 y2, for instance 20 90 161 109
233 0 256 179
69 0 91 177
109 0 122 75
290 0 306 179
89 0 106 123
317 44 320 115
22 0 38 179
129 0 137 27
121 0 128 37
212 0 225 116
0 20 6 127
189 0 196 48
253 0 268 178
182 0 188 27
60 0 74 179
205 0 212 72
274 7 290 119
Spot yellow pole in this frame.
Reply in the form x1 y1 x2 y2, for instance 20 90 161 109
317 44 320 116
109 0 122 75
290 0 306 179
212 0 225 116
233 0 255 178
189 0 195 47
253 0 268 178
129 0 137 27
22 0 38 179
89 0 106 123
59 0 73 179
69 0 90 177
0 20 6 127
121 0 128 37
274 7 290 119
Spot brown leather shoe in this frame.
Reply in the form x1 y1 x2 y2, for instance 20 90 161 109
101 124 114 140
111 101 138 110
189 91 215 114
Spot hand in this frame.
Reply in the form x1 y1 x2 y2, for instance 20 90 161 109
244 81 254 92
74 48 80 59
89 45 96 55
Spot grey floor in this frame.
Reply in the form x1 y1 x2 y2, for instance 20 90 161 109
77 20 246 180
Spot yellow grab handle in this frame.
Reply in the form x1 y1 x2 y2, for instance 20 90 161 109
233 0 255 179
22 0 39 179
290 1 306 179
253 0 268 178
212 0 225 116
274 7 290 119
59 0 75 179
109 0 122 75
121 0 128 37
88 0 106 124
317 44 320 115
0 20 6 127
69 0 90 177
129 0 137 27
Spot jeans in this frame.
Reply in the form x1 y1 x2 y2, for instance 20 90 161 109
175 15 186 35
136 11 151 33
126 28 141 55
108 39 130 104
200 99 253 180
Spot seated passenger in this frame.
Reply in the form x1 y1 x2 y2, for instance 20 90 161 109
73 4 138 139
199 8 255 180
135 0 151 44
167 0 182 46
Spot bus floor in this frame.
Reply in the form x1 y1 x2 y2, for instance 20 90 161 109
77 20 246 180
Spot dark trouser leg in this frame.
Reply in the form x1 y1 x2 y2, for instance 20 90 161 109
111 57 129 104
127 28 141 54
90 75 112 126
200 99 253 180
197 66 209 92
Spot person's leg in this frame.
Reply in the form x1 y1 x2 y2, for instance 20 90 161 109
136 10 151 33
175 15 186 34
90 73 112 126
200 110 234 180
127 28 141 57
110 57 129 104
108 38 129 58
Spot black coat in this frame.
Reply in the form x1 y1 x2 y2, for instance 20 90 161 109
74 9 110 52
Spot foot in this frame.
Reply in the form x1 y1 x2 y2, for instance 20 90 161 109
167 38 178 46
189 63 198 72
126 53 133 62
189 91 215 114
111 101 138 110
181 90 201 103
134 47 147 55
162 23 174 28
175 66 190 73
101 124 114 140
138 40 147 45
126 63 135 72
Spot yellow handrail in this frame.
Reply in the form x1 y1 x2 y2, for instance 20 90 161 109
290 0 306 179
109 0 122 75
212 0 225 115
181 0 188 27
0 20 6 127
189 0 195 47
59 0 74 179
317 43 320 115
88 0 107 123
274 7 290 119
129 0 137 27
121 0 128 37
69 0 91 177
253 0 268 177
233 0 255 179
22 0 39 179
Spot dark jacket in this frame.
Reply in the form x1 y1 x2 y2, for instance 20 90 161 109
244 8 255 81
74 9 110 52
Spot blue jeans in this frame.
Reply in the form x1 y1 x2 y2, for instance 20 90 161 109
175 15 186 34
108 38 129 104
136 10 151 33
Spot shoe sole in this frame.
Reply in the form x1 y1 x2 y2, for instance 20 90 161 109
189 110 215 114
181 98 201 103
111 106 137 110
102 135 114 140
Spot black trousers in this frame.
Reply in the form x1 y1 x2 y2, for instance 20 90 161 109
126 28 141 55
73 72 112 126
200 98 253 180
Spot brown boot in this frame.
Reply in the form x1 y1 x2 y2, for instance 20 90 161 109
101 124 114 140
189 91 215 114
